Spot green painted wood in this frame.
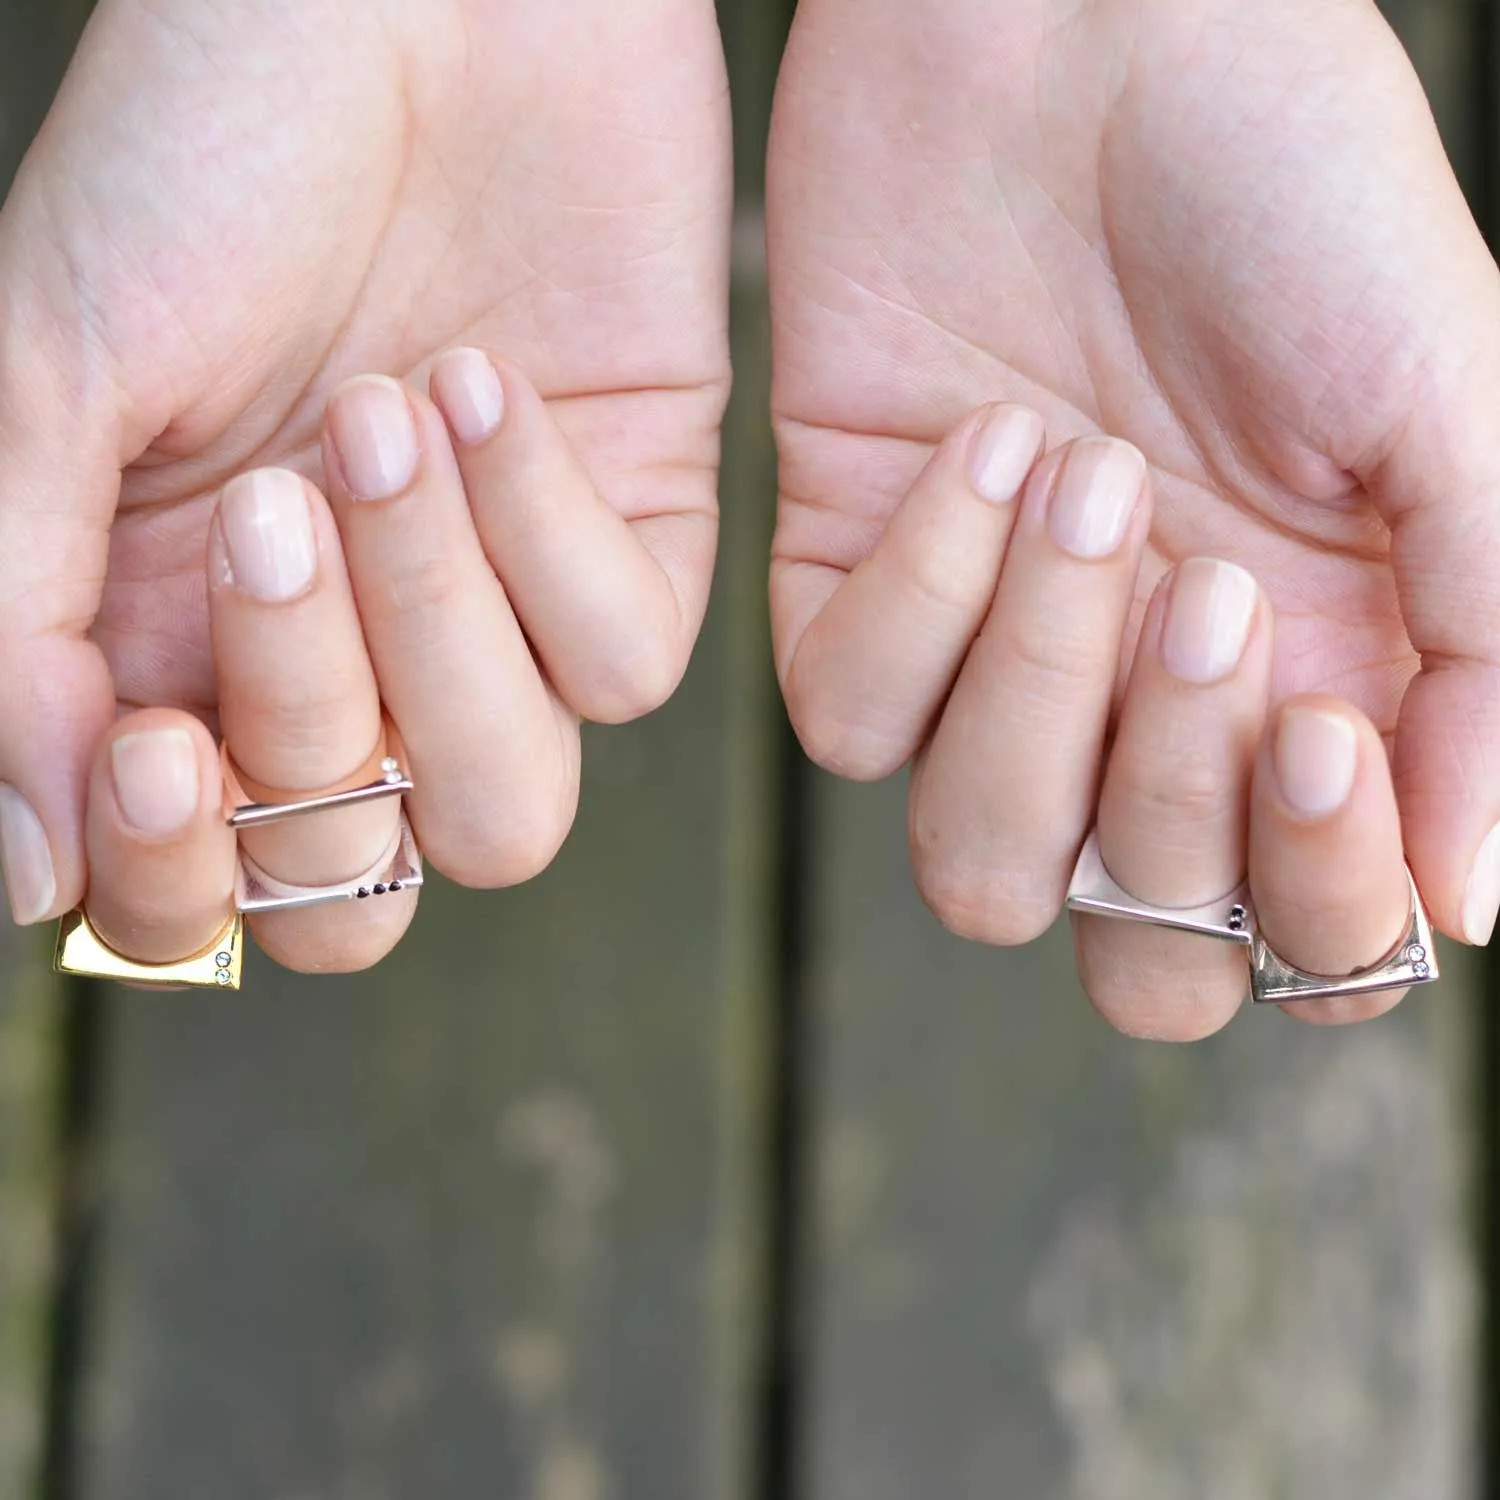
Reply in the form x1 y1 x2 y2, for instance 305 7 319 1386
75 534 779 1500
0 2 94 1493
796 6 1486 1497
0 930 59 1500
65 6 784 1498
801 774 1479 1499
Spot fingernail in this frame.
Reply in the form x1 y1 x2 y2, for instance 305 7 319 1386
111 729 200 838
967 406 1044 504
0 785 56 924
217 469 317 602
327 376 420 500
1161 558 1260 684
1047 438 1147 559
1274 706 1358 819
1463 820 1500 945
431 348 505 447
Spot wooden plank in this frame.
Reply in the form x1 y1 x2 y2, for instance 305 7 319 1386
796 5 1485 1496
0 931 59 1500
66 8 784 1500
0 2 94 1493
75 562 778 1496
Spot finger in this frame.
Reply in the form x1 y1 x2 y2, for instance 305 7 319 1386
323 375 579 887
84 709 237 965
1250 697 1413 1027
771 403 1044 779
209 467 414 974
429 348 716 724
910 436 1151 945
1353 181 1500 948
1074 559 1271 1042
0 259 121 924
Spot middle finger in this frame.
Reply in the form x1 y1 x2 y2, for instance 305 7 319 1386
909 436 1151 945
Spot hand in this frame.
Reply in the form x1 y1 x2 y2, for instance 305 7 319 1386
0 0 731 956
85 353 652 975
767 0 1500 1034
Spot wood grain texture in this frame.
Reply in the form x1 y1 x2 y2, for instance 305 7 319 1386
795 4 1485 1496
0 928 59 1500
67 14 783 1494
75 667 777 1500
800 773 1477 1499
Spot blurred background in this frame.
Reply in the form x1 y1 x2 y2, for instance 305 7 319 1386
0 0 1494 1496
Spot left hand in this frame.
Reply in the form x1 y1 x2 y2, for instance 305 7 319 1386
85 353 694 974
0 0 731 949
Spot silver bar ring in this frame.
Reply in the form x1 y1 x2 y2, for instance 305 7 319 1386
1065 830 1439 1005
235 813 425 915
223 715 425 915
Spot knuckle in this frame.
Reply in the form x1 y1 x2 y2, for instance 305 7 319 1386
424 781 578 889
790 702 906 782
1110 747 1233 829
574 635 685 725
252 902 414 975
1075 931 1244 1042
900 530 998 619
1000 619 1108 692
387 552 464 620
910 850 1060 946
784 660 909 782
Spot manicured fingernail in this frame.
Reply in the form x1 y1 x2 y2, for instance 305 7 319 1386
1274 706 1357 819
967 406 1044 504
111 729 200 838
1462 820 1500 945
431 348 505 447
1161 558 1259 684
327 376 420 500
217 469 317 602
1048 438 1146 559
0 784 55 924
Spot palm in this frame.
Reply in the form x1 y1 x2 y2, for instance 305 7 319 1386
3 0 730 716
769 0 1485 735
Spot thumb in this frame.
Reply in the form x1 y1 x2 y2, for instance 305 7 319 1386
1373 303 1500 947
0 245 122 924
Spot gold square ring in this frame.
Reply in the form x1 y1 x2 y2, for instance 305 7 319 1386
54 908 245 990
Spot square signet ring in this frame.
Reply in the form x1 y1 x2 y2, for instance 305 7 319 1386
222 715 424 915
1065 829 1439 1005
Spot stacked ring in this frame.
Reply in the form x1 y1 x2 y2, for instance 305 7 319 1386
1065 829 1439 1005
54 713 422 990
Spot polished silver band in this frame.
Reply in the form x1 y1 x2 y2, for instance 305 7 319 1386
236 813 424 914
1065 829 1439 1005
227 731 424 916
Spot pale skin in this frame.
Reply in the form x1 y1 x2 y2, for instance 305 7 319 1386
1 0 1494 1034
769 0 1500 1036
0 0 732 971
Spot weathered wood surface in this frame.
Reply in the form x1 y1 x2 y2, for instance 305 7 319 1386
0 927 58 1500
74 585 779 1499
62 5 783 1499
0 2 94 1494
794 3 1486 1497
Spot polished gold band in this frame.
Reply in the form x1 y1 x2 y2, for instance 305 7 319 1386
54 908 245 990
57 711 418 990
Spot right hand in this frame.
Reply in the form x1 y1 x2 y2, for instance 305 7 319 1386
767 0 1500 1031
0 0 732 957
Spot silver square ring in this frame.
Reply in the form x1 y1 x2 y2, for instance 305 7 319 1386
1065 830 1439 1005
